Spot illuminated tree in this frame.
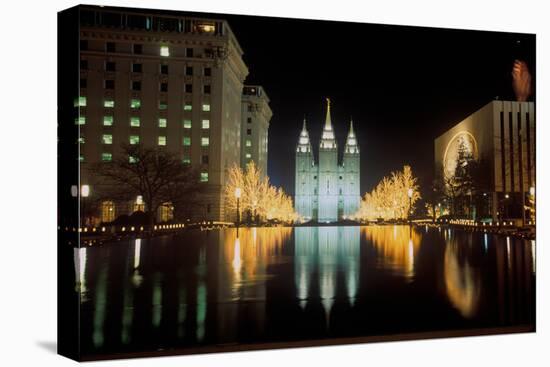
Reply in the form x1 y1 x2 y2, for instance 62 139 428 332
354 165 421 221
224 161 298 224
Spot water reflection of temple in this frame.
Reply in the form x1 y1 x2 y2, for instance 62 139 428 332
294 226 360 323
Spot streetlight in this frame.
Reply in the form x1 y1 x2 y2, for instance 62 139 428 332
235 187 241 227
407 188 413 225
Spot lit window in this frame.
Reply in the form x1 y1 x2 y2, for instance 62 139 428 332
78 136 85 144
79 155 84 162
104 99 115 108
159 102 167 110
101 153 112 162
183 104 192 111
158 118 167 128
201 137 209 146
202 119 210 129
182 155 191 164
200 172 209 182
129 156 137 163
130 99 141 109
103 116 114 126
75 96 87 107
129 135 140 145
102 134 113 145
245 153 252 159
183 119 192 129
130 117 140 127
246 139 252 147
202 104 210 112
75 117 86 125
196 23 215 34
101 201 115 222
158 136 166 146
183 137 191 146
160 46 170 57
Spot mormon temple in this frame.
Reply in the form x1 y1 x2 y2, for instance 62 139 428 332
294 99 360 222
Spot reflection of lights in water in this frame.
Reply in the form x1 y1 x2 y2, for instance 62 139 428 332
121 281 134 344
132 270 143 287
484 233 488 252
363 225 420 280
196 282 207 342
346 258 358 305
177 287 187 338
133 238 141 269
152 274 163 328
531 240 536 274
319 227 338 323
443 242 480 318
407 238 414 276
425 225 428 233
506 237 511 270
232 237 242 282
74 247 87 295
93 265 108 348
252 227 257 245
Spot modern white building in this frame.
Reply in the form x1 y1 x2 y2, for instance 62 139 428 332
295 99 360 222
434 100 535 222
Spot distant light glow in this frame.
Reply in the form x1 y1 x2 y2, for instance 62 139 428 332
160 46 170 57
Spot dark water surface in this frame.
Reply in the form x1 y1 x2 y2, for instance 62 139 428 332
76 225 535 358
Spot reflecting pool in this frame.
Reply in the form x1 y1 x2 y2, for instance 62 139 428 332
77 225 535 358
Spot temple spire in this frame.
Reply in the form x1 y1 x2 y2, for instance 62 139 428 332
320 98 337 149
297 117 312 153
345 118 359 154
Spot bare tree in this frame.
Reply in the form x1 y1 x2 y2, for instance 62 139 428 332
92 144 201 231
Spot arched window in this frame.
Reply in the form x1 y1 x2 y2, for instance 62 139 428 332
101 201 115 223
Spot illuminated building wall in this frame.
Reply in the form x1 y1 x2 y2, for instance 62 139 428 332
76 5 270 221
295 99 360 222
434 100 535 221
241 86 272 176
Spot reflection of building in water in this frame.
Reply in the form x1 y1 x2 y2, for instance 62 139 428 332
362 225 421 280
216 227 292 342
443 238 481 318
74 247 87 296
294 226 360 322
495 236 535 325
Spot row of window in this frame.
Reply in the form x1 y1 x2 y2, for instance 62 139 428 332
75 116 211 129
81 41 195 59
81 59 212 77
97 151 211 164
74 96 210 111
81 134 211 147
80 78 211 94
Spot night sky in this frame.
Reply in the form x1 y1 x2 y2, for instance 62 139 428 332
223 14 535 197
138 6 536 197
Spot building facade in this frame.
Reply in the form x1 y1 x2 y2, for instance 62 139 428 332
295 99 360 222
76 6 271 223
434 100 535 223
241 86 272 175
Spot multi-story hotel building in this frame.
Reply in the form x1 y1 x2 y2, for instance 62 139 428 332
75 5 271 222
434 100 535 222
241 86 272 175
